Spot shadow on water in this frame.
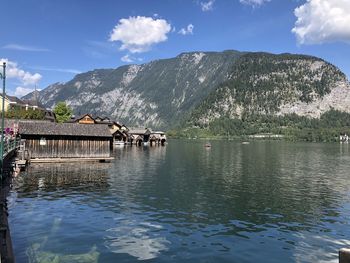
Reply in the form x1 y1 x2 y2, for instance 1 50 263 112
7 141 350 262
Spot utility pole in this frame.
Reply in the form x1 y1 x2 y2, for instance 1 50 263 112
0 62 6 179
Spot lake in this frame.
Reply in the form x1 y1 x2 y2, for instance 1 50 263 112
8 140 350 263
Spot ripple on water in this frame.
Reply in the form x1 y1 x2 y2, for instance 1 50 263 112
105 216 170 260
7 141 350 262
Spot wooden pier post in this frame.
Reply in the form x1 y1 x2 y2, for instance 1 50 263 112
340 248 350 263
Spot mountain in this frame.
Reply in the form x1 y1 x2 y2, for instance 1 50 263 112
188 52 350 127
24 50 243 128
24 50 350 129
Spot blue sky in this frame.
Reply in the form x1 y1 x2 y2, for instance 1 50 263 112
2 0 350 97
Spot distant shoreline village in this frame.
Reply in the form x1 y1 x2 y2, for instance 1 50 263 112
0 94 166 165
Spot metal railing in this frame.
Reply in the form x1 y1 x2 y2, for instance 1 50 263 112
1 137 20 159
0 136 21 179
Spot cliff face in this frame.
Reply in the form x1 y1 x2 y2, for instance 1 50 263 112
188 53 350 127
24 51 350 129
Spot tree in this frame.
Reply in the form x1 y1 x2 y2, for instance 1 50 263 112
53 101 72 123
5 106 45 120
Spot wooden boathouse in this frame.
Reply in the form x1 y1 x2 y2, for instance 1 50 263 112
68 114 129 145
150 131 167 146
18 122 113 160
127 128 152 146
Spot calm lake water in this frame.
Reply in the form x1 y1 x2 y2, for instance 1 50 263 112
8 140 350 263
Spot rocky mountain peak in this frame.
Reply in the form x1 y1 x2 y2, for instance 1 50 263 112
23 50 350 129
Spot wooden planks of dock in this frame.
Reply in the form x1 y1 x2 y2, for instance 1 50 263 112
29 157 114 163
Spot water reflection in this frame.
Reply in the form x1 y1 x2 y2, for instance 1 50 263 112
121 142 349 228
9 162 112 263
104 146 170 260
8 141 350 263
106 141 350 262
293 233 350 263
111 145 167 179
13 162 111 195
105 216 170 260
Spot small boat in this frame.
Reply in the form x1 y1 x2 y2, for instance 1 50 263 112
242 141 250 145
204 143 211 148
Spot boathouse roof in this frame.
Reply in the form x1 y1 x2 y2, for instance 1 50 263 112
67 113 97 124
68 114 123 126
95 116 111 122
127 128 152 135
112 129 127 137
18 122 112 138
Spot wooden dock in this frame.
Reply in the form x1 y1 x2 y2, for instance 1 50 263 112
30 157 114 163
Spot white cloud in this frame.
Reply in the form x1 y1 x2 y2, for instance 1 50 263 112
239 0 270 7
0 58 42 86
292 0 350 45
121 54 133 63
2 44 50 52
109 16 171 53
178 24 194 35
201 0 215 11
14 86 38 97
21 72 41 85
